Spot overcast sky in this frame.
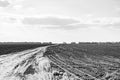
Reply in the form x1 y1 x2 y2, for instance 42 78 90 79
0 0 120 43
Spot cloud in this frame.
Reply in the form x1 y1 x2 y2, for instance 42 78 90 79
0 14 19 24
43 23 91 30
22 17 80 26
112 22 120 27
0 0 10 7
104 22 120 28
4 0 24 5
21 16 120 30
0 0 24 11
90 17 120 28
1 13 120 30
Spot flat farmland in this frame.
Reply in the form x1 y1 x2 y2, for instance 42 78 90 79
44 43 120 79
0 42 53 55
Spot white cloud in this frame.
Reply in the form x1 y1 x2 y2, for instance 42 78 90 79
1 13 120 31
6 0 24 4
0 0 10 7
0 0 24 12
22 16 80 26
12 5 23 10
20 16 120 30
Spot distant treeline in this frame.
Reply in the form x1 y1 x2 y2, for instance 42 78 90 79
45 42 120 58
0 42 54 55
61 42 120 45
0 42 120 56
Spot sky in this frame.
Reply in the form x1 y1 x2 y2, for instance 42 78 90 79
0 0 120 43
